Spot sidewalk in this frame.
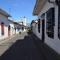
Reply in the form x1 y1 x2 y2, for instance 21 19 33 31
0 34 18 45
0 32 27 56
0 34 19 56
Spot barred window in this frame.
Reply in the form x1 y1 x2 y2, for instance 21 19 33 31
46 8 55 38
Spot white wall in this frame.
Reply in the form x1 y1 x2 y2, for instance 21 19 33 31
8 21 15 36
34 1 60 54
35 23 42 40
0 14 9 40
36 1 54 40
45 4 60 54
0 14 16 40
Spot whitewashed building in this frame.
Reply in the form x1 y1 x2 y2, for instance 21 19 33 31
0 8 11 40
18 17 27 32
8 20 23 34
8 20 16 36
0 8 21 41
14 22 22 34
32 0 60 54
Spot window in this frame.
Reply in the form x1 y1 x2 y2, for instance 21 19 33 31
38 19 40 33
58 6 60 39
46 8 55 38
1 22 4 35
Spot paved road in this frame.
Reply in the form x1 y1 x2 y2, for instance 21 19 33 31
0 32 59 60
0 32 27 56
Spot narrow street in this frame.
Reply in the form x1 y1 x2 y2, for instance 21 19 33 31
0 32 59 60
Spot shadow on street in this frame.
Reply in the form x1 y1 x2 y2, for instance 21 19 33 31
0 33 60 60
0 33 45 60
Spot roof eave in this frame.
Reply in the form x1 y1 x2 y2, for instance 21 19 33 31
0 8 11 17
33 0 47 16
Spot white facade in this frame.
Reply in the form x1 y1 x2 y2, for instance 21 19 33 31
0 9 19 41
0 14 16 40
33 0 60 54
8 20 16 36
14 23 20 34
0 14 9 40
19 17 27 32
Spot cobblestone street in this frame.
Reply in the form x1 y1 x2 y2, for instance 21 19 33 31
0 32 59 60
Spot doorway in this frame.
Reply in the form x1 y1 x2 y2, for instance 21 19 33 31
8 25 10 36
42 19 45 42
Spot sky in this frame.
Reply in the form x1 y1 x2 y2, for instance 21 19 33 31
0 0 37 23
